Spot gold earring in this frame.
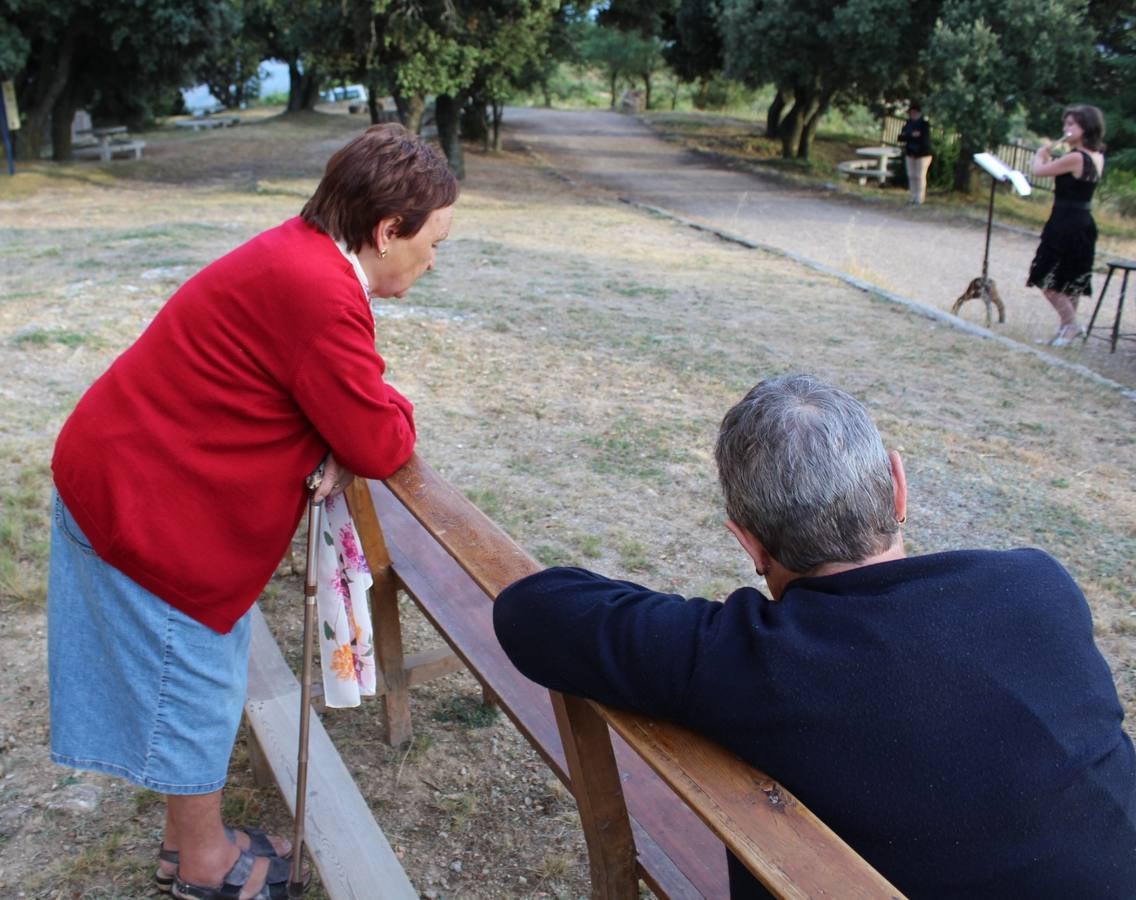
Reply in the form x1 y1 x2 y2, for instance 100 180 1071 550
380 247 388 259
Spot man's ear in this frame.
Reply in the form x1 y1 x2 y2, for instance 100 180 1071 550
889 450 907 524
725 520 773 575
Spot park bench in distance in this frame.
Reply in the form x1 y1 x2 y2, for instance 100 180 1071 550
356 455 903 898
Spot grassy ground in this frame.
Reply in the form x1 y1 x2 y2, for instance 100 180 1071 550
0 107 1133 897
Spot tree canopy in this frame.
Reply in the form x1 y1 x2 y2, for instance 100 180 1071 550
923 0 1095 189
1 0 1131 194
5 0 228 160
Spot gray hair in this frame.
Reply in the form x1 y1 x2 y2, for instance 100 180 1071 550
714 374 898 574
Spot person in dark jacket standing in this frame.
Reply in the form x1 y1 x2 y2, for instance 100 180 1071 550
898 102 933 204
494 373 1136 899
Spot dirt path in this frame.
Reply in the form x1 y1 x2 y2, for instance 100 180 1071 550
504 107 1136 391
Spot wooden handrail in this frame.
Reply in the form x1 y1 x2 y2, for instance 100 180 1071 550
384 454 541 593
384 454 904 898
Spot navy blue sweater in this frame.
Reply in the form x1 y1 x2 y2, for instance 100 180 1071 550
494 549 1136 898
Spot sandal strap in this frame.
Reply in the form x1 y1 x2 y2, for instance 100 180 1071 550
172 849 259 900
158 844 180 865
225 825 286 858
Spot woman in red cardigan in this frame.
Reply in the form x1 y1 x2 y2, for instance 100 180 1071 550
48 123 457 900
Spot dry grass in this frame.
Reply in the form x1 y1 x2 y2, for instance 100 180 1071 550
0 108 1132 897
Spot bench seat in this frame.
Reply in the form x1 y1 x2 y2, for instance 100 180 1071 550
72 140 145 161
245 606 417 899
836 159 891 185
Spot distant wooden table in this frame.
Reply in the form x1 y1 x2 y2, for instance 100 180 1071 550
73 126 144 161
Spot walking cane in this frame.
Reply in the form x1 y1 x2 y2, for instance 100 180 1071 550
290 471 323 897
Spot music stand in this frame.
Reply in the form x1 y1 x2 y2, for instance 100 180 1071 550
951 152 1032 326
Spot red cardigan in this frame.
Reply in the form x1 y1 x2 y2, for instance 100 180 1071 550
53 217 416 633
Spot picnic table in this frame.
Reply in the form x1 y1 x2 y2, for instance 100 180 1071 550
73 125 145 161
836 146 901 185
855 145 901 175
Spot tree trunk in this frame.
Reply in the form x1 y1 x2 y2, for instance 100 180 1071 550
394 91 426 134
609 70 618 108
299 67 321 110
642 70 652 110
366 74 383 124
953 137 978 193
287 59 320 112
435 93 465 179
491 102 503 151
459 97 488 148
766 87 789 137
777 93 809 159
15 25 77 161
50 85 77 162
796 90 832 160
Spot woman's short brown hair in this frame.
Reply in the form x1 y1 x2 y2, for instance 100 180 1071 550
1063 104 1106 152
301 123 459 252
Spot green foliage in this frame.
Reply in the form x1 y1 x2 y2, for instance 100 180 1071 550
719 0 934 158
193 0 264 109
922 0 1093 171
7 0 235 157
0 2 30 79
665 0 723 85
720 0 924 99
251 0 349 111
596 0 678 38
581 22 663 106
1097 167 1136 219
692 74 754 111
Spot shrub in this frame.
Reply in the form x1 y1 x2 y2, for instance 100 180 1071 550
1097 168 1136 219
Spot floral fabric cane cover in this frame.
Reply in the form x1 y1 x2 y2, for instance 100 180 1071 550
315 493 376 707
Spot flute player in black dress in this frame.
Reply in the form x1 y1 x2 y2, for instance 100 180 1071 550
1026 105 1106 347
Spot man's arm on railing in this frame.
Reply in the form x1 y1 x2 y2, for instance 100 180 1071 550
381 454 904 898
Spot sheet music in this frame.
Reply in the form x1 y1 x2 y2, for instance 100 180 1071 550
973 152 1032 196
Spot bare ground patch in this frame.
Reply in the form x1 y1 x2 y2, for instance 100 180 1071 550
0 112 1132 897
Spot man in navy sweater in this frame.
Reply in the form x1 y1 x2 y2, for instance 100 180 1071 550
494 374 1135 898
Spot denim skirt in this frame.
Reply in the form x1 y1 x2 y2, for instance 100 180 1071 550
47 492 251 794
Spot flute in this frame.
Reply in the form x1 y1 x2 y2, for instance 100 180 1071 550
1043 131 1073 151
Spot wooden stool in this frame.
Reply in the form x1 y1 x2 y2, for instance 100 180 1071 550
1083 260 1136 352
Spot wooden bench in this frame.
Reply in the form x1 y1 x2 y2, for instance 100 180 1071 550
175 116 240 131
72 139 145 161
244 607 417 899
835 159 891 185
335 453 905 899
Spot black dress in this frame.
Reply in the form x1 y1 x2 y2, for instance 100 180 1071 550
1026 149 1099 296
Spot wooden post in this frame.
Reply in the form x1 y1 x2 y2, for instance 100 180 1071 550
244 714 274 789
552 692 639 899
346 479 413 749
